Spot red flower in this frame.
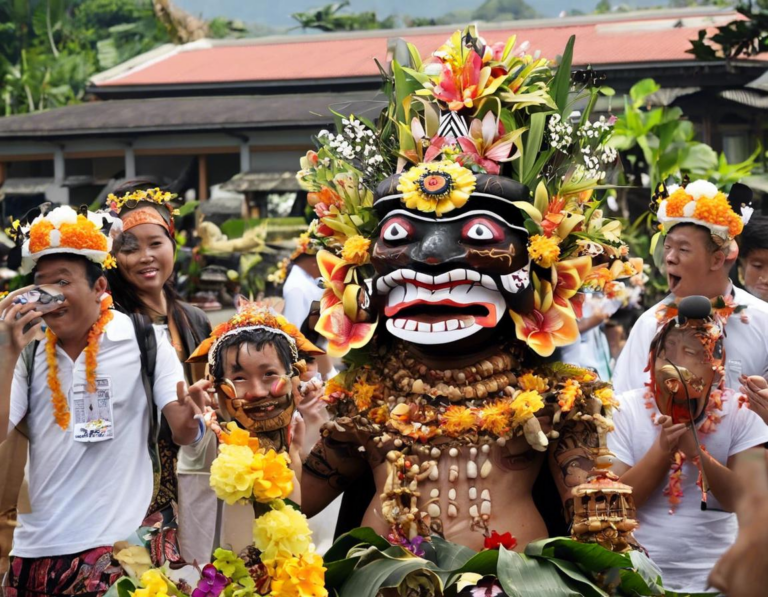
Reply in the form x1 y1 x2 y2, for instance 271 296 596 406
483 530 517 550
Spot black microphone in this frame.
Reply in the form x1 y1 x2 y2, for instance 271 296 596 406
677 295 712 324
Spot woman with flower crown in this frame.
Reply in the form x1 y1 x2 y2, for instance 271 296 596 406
104 180 212 564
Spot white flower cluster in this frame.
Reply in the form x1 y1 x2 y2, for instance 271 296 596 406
317 117 386 180
547 113 573 152
576 116 612 140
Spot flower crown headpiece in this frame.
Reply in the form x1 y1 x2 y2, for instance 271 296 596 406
655 179 753 243
295 26 641 358
6 205 117 273
107 187 179 215
188 299 324 369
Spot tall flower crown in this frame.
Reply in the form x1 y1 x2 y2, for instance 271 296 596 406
188 299 324 369
7 205 117 273
297 26 640 358
655 179 752 242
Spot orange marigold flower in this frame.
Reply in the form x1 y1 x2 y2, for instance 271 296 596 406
594 387 618 409
558 379 582 412
664 188 690 218
341 235 371 265
28 220 54 253
518 373 549 393
59 215 108 252
442 405 478 436
528 235 561 268
351 380 377 411
480 400 514 435
510 391 544 423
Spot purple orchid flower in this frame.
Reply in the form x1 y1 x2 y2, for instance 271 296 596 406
192 564 229 597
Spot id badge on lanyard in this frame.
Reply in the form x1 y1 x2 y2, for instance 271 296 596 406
71 376 115 442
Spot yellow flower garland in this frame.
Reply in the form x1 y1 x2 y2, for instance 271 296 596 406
45 304 113 430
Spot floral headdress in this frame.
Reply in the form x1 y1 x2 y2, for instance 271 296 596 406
188 300 324 369
6 205 117 273
655 179 752 243
107 187 179 235
297 26 639 358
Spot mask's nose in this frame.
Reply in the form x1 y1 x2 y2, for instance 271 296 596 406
411 227 465 264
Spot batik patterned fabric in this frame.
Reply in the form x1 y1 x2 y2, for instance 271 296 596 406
7 546 124 597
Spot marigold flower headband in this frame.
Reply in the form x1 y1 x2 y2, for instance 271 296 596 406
188 302 324 370
654 179 753 243
6 205 117 273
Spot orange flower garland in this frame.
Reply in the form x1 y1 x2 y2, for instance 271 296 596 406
45 305 114 430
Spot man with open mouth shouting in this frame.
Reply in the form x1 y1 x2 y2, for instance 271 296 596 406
613 180 768 395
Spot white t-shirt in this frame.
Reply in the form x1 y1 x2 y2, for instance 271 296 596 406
613 286 768 394
9 310 183 558
282 266 323 329
608 387 768 592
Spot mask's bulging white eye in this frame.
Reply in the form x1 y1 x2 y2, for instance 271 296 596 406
383 222 409 241
466 223 495 241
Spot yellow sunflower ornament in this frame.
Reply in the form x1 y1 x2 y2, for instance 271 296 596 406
397 161 476 216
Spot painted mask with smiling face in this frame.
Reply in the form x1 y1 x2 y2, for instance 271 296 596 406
649 312 724 425
371 172 534 348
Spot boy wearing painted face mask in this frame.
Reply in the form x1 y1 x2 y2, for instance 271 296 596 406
608 300 768 593
178 298 325 561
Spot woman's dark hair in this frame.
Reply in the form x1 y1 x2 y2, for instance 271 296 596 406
210 328 294 381
107 178 188 328
35 254 103 288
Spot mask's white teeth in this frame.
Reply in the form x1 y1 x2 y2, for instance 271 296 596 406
388 286 406 307
416 272 434 285
394 319 406 329
450 270 467 282
405 320 418 331
480 275 498 290
417 322 431 332
402 270 416 280
434 272 451 285
459 320 467 328
432 321 447 332
404 283 418 303
447 319 460 331
467 271 481 282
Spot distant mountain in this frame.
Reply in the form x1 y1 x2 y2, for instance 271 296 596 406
174 0 671 31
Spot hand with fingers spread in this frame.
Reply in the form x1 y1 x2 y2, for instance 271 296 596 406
740 375 768 425
708 449 768 597
656 415 688 457
163 379 214 445
0 285 45 355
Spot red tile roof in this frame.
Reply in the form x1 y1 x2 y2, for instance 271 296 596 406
95 9 743 88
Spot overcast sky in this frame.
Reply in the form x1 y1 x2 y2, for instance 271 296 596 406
175 0 665 29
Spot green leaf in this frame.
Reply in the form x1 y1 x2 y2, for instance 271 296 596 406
430 535 477 571
524 538 631 573
543 558 608 597
324 527 391 563
629 78 661 107
450 549 500 578
325 557 360 590
522 112 546 185
113 577 140 597
497 548 581 597
551 35 575 111
338 555 435 597
175 200 199 218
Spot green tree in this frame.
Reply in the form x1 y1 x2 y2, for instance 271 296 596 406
689 2 768 61
471 0 539 21
291 1 395 32
595 0 612 14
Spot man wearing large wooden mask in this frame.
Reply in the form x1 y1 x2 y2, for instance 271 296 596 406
609 296 768 593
